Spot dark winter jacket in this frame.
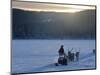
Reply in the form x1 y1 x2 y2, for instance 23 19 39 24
59 47 64 55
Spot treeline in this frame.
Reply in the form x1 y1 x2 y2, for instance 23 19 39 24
12 8 96 39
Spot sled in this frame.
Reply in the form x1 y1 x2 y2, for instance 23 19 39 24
55 54 68 66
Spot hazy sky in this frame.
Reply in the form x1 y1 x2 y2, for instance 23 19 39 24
12 1 96 13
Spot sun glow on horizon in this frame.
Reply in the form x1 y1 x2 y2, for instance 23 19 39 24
13 7 84 13
12 1 96 13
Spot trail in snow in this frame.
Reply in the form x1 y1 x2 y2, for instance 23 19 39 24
30 51 95 73
12 51 95 74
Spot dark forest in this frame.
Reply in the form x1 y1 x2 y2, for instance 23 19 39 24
12 9 96 39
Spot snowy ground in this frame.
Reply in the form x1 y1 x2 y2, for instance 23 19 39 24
12 40 96 74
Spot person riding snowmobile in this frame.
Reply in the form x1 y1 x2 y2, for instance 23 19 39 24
58 45 68 65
